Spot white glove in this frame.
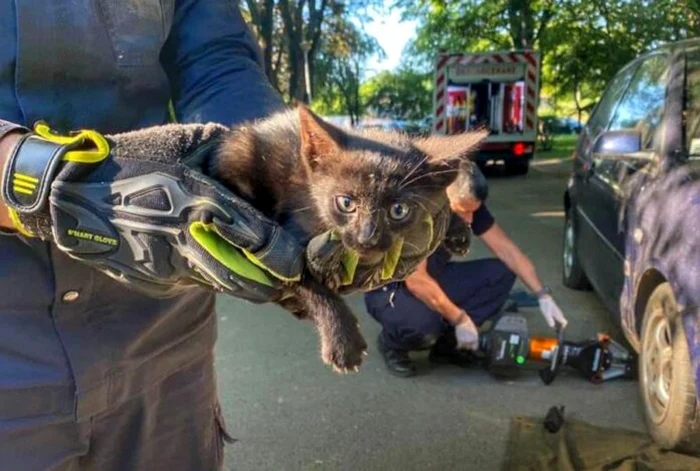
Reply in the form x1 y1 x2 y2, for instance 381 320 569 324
455 312 480 350
538 295 568 330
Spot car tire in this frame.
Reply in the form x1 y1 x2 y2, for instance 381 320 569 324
639 283 700 454
505 160 529 176
562 209 590 290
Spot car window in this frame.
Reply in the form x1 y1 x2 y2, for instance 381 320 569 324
686 48 700 158
587 65 638 135
608 53 669 151
586 63 637 189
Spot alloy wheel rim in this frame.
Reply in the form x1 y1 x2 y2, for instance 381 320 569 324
642 309 674 424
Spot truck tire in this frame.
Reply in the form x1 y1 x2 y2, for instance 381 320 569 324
505 160 529 176
639 283 700 454
562 208 590 290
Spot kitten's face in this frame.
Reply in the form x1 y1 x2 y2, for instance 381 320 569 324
298 107 487 258
310 150 449 257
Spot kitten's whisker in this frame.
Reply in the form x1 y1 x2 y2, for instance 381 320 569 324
411 199 432 215
402 241 422 252
289 206 313 213
399 154 431 187
407 193 442 210
400 169 456 189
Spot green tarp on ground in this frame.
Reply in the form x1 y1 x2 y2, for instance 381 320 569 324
502 416 700 470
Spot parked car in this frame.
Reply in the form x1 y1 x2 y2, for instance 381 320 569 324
562 38 700 453
540 116 582 134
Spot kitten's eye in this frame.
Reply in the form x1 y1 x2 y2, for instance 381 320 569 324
389 202 410 221
335 195 357 213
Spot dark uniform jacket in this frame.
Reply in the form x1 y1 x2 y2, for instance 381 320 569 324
0 0 282 423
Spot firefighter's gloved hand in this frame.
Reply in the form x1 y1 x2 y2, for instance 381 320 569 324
454 311 479 351
442 212 472 256
539 295 569 330
305 198 452 294
0 121 303 302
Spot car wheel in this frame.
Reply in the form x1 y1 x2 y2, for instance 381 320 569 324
562 209 590 290
505 160 529 176
640 283 700 453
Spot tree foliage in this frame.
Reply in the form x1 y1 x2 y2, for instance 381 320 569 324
400 0 556 60
312 18 384 124
360 69 433 120
239 0 700 122
400 0 700 119
240 0 381 105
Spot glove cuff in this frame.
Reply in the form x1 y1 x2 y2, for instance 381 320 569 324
2 134 70 214
1 133 70 239
534 285 552 299
1 123 111 239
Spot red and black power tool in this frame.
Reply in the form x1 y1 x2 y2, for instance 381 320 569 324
478 313 638 385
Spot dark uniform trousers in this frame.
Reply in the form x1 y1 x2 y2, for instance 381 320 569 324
365 258 516 351
0 236 233 471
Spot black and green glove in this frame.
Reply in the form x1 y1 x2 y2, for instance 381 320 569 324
442 212 472 256
1 121 302 302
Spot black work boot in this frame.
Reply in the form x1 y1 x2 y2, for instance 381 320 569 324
428 330 478 368
377 335 416 378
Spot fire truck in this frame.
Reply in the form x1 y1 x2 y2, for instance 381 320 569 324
432 50 542 175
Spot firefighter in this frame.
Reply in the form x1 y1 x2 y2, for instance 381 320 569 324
364 164 569 377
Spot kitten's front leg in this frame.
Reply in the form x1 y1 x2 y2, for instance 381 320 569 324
292 279 368 373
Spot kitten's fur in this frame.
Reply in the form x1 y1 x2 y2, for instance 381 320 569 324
210 106 485 372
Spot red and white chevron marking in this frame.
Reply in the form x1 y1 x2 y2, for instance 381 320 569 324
434 51 540 134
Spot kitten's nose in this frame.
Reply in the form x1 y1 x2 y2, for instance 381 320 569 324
357 221 379 248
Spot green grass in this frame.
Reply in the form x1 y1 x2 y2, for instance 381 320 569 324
535 134 579 160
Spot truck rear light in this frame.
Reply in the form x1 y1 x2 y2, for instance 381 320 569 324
512 143 534 156
513 142 526 156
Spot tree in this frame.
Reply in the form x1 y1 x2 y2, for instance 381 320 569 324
312 19 384 125
240 0 381 103
361 69 433 120
242 0 276 83
545 0 700 120
401 0 700 119
400 0 556 63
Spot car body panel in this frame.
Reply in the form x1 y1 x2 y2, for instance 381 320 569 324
621 166 700 340
564 39 700 385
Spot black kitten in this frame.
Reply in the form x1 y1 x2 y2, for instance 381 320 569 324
210 105 486 372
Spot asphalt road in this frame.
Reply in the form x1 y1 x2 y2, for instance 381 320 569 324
214 158 646 471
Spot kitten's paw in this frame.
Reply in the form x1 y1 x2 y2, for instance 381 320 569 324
321 328 368 374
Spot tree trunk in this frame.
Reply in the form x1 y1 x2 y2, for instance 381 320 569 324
243 0 279 89
260 0 275 80
307 0 329 99
507 0 544 49
573 79 583 126
279 0 308 103
351 60 361 126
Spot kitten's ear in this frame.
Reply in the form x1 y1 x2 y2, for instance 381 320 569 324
412 129 489 188
298 105 343 170
412 129 489 163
